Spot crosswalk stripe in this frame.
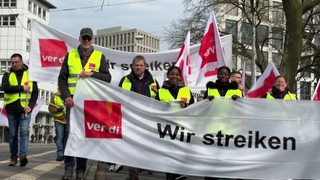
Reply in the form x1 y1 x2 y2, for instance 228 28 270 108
0 150 56 164
3 160 62 180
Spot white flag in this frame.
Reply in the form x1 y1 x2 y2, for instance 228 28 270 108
175 31 191 85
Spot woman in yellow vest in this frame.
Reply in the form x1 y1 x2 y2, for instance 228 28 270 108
48 91 66 161
262 75 297 100
155 66 194 180
203 66 241 101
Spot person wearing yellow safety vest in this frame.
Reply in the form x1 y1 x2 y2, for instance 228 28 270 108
155 66 193 180
262 75 297 100
118 55 159 180
58 27 112 180
1 53 39 167
48 91 66 162
204 66 241 180
203 66 242 101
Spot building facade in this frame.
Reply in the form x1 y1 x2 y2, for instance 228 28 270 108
0 0 56 143
95 26 160 53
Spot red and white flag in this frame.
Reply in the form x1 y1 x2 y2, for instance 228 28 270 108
196 11 225 85
175 31 191 86
312 80 320 101
246 61 280 98
0 98 45 126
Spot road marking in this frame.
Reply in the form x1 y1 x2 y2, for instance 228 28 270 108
3 160 62 180
0 150 56 164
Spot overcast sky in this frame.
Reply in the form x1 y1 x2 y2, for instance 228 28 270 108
48 0 185 50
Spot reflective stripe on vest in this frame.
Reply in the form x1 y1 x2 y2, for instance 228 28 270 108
266 93 297 100
158 87 191 103
4 71 33 107
207 88 242 98
225 89 243 98
67 50 102 95
121 77 157 98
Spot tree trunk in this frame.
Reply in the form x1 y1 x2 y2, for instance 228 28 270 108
281 0 302 92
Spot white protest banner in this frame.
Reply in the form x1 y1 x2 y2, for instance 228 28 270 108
65 78 320 179
29 20 232 88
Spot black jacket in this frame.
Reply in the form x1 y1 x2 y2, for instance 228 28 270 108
119 70 159 97
2 64 39 113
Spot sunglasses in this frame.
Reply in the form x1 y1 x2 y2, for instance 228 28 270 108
82 35 92 41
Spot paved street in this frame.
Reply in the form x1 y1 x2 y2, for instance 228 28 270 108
0 143 204 180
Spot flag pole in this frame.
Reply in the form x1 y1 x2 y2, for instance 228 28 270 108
251 0 257 85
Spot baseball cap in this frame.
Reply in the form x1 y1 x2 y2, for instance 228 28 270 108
80 27 93 38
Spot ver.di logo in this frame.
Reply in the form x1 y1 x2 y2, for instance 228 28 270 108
39 39 67 67
84 100 122 138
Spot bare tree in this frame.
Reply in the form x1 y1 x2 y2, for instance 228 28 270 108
164 0 320 92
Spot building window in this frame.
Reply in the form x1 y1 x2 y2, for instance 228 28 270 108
43 10 46 20
26 38 30 52
27 19 31 30
38 7 41 17
0 59 10 74
9 15 15 26
300 81 311 100
257 25 269 47
28 0 32 11
272 2 284 25
258 0 269 21
33 4 37 15
0 14 16 27
271 27 283 49
241 22 253 45
225 19 238 41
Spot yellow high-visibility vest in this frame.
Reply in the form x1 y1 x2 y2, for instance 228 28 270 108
158 87 191 103
266 93 297 100
67 49 102 95
4 71 33 107
207 88 242 98
52 94 66 124
121 77 157 98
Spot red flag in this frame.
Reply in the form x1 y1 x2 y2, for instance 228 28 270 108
246 61 280 98
0 107 8 126
196 11 225 85
312 80 320 101
175 31 191 86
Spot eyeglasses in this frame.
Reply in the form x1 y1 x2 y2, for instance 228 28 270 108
82 35 92 41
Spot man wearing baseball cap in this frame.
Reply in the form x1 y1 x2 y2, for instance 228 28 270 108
58 27 112 180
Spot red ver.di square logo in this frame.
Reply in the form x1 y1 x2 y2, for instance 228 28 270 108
39 39 67 67
84 100 122 138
